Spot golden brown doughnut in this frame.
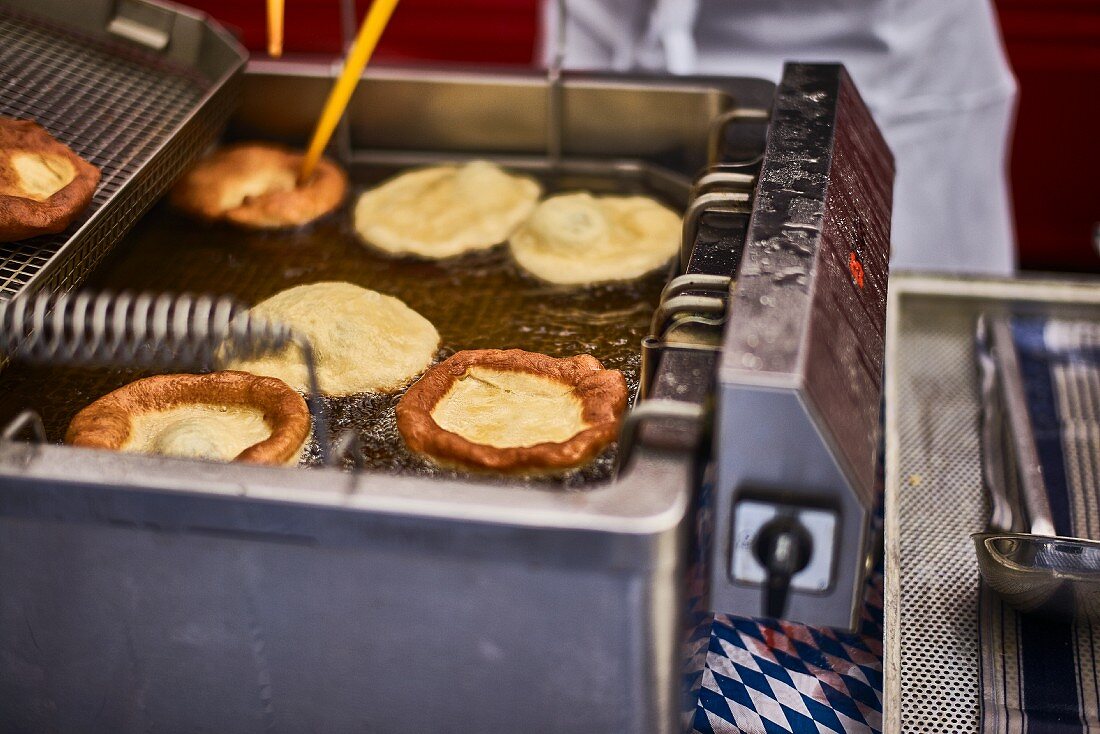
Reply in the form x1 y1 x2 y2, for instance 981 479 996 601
0 117 100 242
66 370 311 466
396 349 627 475
170 143 347 229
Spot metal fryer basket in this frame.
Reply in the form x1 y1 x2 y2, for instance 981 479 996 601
0 0 245 299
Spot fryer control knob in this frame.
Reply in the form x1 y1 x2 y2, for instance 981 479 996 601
729 499 838 619
752 517 813 618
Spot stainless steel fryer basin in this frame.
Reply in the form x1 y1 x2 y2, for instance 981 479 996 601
0 66 776 734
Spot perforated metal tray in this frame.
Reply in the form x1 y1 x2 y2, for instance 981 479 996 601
0 0 245 299
884 274 1100 733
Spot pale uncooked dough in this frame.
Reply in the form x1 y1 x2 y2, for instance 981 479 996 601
430 366 588 448
354 161 541 258
508 193 680 284
123 404 287 462
5 152 76 201
225 282 440 395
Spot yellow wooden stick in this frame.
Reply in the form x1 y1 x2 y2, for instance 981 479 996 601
298 0 401 184
266 0 284 58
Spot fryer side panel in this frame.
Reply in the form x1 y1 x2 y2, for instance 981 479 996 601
712 64 893 628
802 71 893 508
0 493 683 734
712 387 870 629
721 63 893 508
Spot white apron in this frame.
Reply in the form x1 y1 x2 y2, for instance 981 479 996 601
543 0 1018 275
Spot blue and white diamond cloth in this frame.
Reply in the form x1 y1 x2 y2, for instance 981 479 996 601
686 497 885 734
688 569 884 734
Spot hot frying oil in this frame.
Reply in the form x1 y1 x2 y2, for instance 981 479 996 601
0 167 672 488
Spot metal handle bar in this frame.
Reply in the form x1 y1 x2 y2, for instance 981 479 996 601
681 190 752 270
707 107 770 166
617 398 706 472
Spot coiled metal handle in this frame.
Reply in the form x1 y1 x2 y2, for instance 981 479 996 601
0 290 332 465
0 291 281 368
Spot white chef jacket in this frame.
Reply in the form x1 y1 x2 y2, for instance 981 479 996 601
542 0 1018 275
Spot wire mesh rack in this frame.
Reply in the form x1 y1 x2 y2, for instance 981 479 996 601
0 3 245 300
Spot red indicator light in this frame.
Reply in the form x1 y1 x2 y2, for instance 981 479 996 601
848 251 865 289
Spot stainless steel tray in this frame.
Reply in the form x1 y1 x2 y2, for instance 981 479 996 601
884 273 1100 733
0 65 775 734
0 0 245 299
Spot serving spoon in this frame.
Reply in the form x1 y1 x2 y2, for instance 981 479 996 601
971 315 1100 620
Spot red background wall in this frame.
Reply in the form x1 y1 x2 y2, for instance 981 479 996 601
187 0 540 62
996 0 1099 272
185 0 1100 273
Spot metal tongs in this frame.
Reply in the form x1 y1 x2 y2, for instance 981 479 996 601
972 314 1100 620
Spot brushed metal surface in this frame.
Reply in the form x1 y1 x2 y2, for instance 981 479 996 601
234 61 776 177
0 441 696 734
720 63 893 510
